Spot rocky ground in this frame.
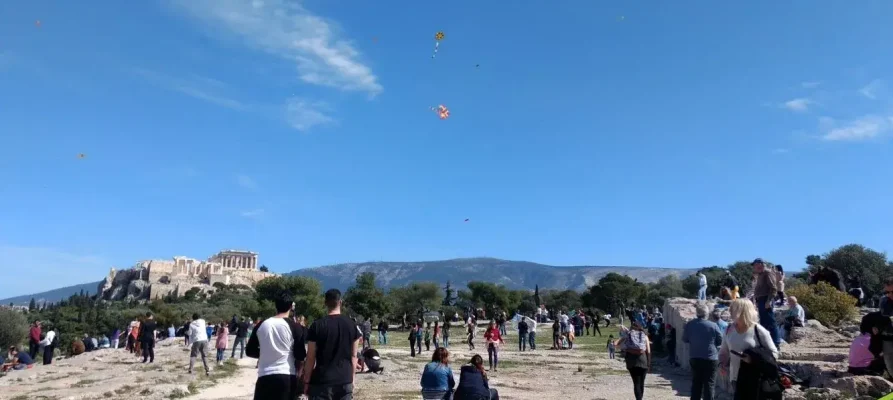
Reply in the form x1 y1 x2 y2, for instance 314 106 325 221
0 323 694 400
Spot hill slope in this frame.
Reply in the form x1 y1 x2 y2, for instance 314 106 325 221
0 281 103 306
288 257 693 291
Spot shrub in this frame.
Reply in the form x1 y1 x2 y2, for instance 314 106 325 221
0 309 29 349
787 282 858 326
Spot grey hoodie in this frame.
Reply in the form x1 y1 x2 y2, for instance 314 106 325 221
189 319 208 343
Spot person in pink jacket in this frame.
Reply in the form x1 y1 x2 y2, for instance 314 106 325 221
215 322 229 366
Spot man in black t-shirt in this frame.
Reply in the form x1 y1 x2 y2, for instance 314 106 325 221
233 317 250 359
139 312 158 363
304 289 361 400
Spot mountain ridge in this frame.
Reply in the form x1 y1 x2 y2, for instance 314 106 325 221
0 258 695 305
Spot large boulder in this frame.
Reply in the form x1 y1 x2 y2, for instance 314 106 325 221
784 387 847 400
663 297 719 371
825 376 893 399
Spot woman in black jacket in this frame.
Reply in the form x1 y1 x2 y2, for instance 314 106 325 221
455 355 499 400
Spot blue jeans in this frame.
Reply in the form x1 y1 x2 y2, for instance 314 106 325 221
443 336 450 348
216 348 225 362
232 337 246 359
518 332 528 351
499 324 506 336
698 286 707 300
528 331 536 350
378 331 388 345
756 296 781 346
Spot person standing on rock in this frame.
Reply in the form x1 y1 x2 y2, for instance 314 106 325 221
683 304 723 400
28 321 41 360
302 289 360 400
139 312 158 363
188 313 212 376
39 327 57 365
247 293 307 400
233 317 250 359
697 272 708 301
751 258 781 347
723 271 739 301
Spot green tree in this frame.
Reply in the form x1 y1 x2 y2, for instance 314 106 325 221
541 290 582 312
644 275 687 306
254 276 325 319
465 282 522 315
259 265 269 272
387 282 442 320
28 298 36 311
343 272 390 320
0 308 29 349
820 244 890 295
584 273 646 315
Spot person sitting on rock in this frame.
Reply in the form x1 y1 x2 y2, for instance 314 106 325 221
781 296 805 341
849 311 889 376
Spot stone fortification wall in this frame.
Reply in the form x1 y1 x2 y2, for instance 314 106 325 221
146 260 175 283
663 297 715 371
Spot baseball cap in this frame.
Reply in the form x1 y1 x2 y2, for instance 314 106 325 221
751 258 764 265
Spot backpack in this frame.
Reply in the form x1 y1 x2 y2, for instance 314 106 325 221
753 326 784 398
624 330 647 355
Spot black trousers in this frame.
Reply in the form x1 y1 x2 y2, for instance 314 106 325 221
410 339 417 357
628 367 647 400
141 340 155 363
29 340 39 360
690 358 718 400
254 374 298 400
43 345 54 365
592 323 601 336
308 383 353 400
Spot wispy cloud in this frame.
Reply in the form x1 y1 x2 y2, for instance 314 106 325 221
820 115 893 141
0 246 108 296
236 174 258 190
782 98 812 112
286 98 334 131
134 68 245 110
240 208 265 218
169 0 382 95
860 79 885 100
801 81 822 89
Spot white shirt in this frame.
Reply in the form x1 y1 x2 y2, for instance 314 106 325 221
698 274 707 287
720 324 778 382
40 330 56 346
788 304 806 326
523 317 537 333
189 319 209 343
257 318 296 377
559 314 569 324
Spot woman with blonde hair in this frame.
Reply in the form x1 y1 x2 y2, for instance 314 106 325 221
719 299 779 400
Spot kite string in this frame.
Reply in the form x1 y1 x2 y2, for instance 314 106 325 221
432 41 440 59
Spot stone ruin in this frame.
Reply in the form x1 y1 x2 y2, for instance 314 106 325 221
663 297 893 399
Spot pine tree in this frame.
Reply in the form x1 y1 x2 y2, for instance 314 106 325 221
28 297 36 311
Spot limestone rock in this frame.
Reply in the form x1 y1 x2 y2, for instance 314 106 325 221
825 376 893 398
785 387 845 400
663 297 719 371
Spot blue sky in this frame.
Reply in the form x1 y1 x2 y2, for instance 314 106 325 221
2 1 893 297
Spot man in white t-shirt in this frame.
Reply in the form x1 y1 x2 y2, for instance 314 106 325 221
247 295 307 400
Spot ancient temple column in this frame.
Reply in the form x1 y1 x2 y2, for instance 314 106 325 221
251 257 256 270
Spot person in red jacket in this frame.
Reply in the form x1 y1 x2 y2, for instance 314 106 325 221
483 321 504 372
29 321 41 360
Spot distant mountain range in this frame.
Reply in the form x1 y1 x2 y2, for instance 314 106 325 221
1 281 102 306
0 257 694 305
288 257 693 291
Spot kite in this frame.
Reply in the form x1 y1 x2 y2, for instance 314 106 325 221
432 31 444 59
35 20 41 27
464 218 470 222
430 104 449 120
77 153 86 159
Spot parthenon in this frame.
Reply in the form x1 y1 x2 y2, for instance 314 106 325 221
209 249 259 270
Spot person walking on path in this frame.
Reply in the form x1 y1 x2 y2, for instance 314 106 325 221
683 304 723 400
433 321 441 350
719 299 778 400
302 289 361 400
484 321 504 372
410 323 420 357
139 312 158 363
607 335 616 359
415 321 423 354
111 328 120 350
424 323 432 351
187 313 212 376
617 321 651 400
377 319 388 345
751 258 781 347
467 320 476 351
442 320 451 348
248 293 307 400
233 317 250 359
215 323 229 366
517 317 529 352
28 321 41 360
361 318 372 350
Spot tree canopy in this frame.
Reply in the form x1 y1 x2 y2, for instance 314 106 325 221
343 272 390 320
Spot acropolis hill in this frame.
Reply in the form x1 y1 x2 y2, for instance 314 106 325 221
96 249 277 301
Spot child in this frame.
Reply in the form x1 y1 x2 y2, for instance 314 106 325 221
215 322 228 366
607 335 616 359
424 323 432 351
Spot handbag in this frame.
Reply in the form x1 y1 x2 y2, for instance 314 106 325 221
753 326 784 397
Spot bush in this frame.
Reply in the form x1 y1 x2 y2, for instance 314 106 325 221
787 282 858 326
0 309 29 349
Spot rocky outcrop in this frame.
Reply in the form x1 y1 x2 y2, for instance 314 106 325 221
662 297 719 371
825 376 893 398
97 268 147 301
